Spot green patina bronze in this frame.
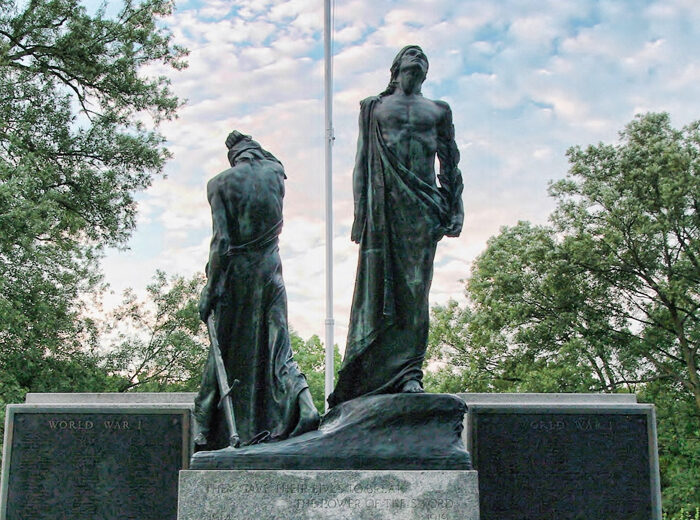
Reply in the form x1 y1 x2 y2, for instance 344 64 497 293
328 45 464 407
189 48 470 470
194 132 319 450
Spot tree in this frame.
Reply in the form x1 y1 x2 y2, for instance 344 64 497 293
291 332 341 412
426 223 640 395
0 0 187 393
550 113 700 515
425 113 699 515
0 313 126 467
101 271 208 392
424 300 476 393
641 382 700 519
550 112 700 411
101 270 339 405
465 221 643 394
432 113 699 407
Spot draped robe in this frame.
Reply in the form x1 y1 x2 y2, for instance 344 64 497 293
194 157 308 449
328 95 464 408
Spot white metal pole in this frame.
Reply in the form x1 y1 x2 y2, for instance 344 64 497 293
323 0 335 411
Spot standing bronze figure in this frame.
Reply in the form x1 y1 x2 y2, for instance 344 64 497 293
328 46 464 407
195 131 319 449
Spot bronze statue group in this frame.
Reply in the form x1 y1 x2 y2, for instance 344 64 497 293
193 46 464 451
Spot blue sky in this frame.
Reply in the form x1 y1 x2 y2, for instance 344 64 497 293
101 0 700 345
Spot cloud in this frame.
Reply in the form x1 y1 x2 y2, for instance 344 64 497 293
100 0 700 345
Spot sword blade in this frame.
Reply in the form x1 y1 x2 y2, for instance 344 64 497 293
207 313 240 448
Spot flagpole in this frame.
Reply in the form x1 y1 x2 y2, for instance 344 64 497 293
323 0 335 411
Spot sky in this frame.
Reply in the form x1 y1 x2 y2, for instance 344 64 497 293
101 0 700 346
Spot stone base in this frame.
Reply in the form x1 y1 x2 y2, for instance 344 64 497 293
191 393 471 470
178 470 479 520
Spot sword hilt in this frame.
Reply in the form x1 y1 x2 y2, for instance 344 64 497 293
217 379 239 410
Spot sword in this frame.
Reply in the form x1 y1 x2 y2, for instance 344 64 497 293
206 313 240 448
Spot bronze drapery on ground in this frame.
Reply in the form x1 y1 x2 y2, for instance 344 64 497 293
328 46 464 408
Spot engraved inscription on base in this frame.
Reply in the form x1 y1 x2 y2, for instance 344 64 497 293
178 470 479 520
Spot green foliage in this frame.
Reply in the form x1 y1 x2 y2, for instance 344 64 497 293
550 112 700 411
424 300 484 393
0 0 187 397
465 221 642 394
426 113 699 514
100 271 335 401
0 0 187 459
642 383 700 516
664 507 700 520
0 343 127 465
101 271 208 392
422 363 471 394
291 332 341 412
442 113 700 405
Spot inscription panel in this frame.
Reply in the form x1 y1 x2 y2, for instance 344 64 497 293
178 470 480 520
2 408 189 520
472 407 656 520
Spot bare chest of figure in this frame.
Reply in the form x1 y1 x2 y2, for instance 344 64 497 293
374 94 442 179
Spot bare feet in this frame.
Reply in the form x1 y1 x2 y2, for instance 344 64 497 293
290 388 320 437
401 380 424 393
193 432 208 446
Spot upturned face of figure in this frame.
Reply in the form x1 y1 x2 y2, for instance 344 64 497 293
398 46 428 81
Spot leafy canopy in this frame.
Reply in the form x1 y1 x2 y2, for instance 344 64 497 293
550 112 700 410
429 113 700 409
425 113 700 514
291 333 341 412
101 271 208 392
0 0 187 369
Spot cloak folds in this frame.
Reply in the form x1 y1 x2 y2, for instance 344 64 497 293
328 96 463 408
194 218 308 450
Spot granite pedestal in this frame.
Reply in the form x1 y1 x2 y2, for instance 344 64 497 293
178 469 479 520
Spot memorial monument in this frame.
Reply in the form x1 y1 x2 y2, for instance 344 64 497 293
0 45 662 520
179 46 477 520
0 393 193 520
